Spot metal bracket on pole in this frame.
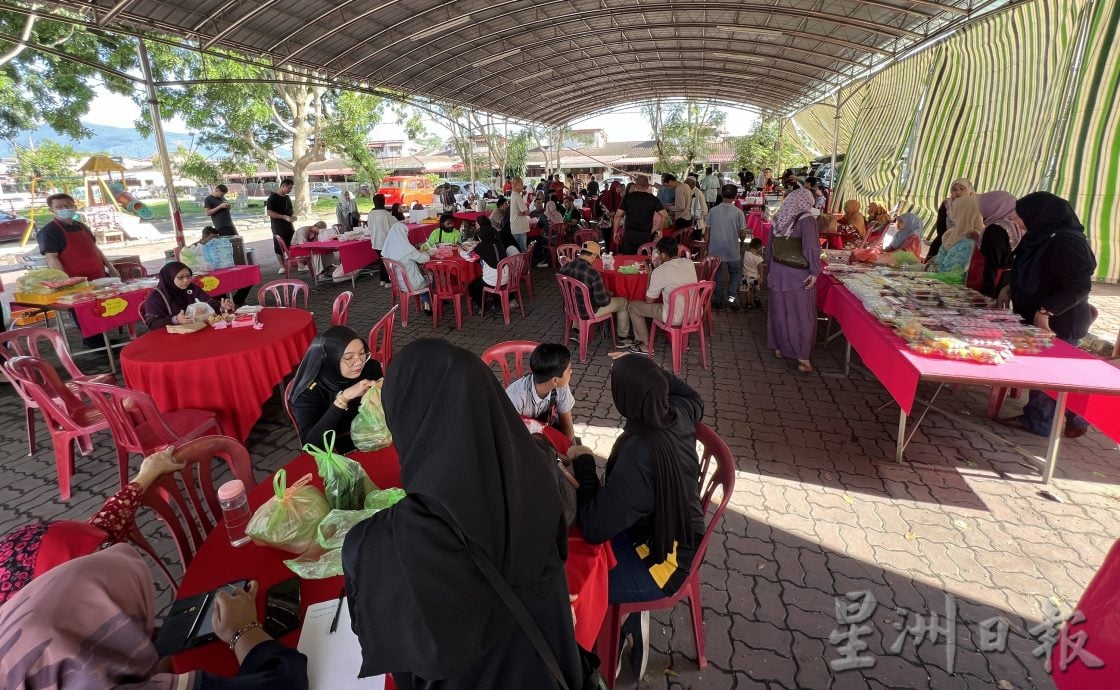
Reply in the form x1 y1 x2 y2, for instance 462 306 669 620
136 38 185 248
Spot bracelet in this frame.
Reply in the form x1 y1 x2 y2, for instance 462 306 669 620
229 621 261 649
334 393 349 410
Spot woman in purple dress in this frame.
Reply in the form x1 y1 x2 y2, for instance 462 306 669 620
765 188 821 372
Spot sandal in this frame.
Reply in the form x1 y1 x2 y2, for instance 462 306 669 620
798 361 813 373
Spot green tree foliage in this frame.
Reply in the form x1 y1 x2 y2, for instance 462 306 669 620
164 145 222 186
642 99 726 174
321 91 386 188
732 119 813 174
14 139 81 192
0 6 134 139
504 131 531 178
139 44 385 217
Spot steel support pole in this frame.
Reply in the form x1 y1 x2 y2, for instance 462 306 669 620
136 39 184 247
830 94 841 201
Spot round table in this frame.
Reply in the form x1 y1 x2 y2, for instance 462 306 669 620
171 445 612 680
121 308 316 441
600 255 651 302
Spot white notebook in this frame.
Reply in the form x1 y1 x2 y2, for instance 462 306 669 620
297 597 385 690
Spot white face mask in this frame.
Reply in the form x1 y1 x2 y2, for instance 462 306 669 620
55 208 77 221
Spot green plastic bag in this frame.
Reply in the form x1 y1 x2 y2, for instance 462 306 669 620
365 487 406 511
350 385 392 451
246 470 331 554
284 546 344 580
305 430 375 511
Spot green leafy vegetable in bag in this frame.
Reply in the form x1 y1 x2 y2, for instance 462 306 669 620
246 470 331 554
350 384 392 451
305 430 376 510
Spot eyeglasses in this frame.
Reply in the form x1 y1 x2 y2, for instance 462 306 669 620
174 273 194 281
341 350 370 365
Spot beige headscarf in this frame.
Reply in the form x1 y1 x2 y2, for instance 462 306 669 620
842 199 866 237
943 194 984 249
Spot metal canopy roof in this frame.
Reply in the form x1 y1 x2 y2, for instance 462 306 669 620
32 0 993 123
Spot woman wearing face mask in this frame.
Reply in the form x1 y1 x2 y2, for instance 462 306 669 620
288 325 384 453
140 261 233 330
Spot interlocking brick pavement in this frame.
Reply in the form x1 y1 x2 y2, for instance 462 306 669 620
2 241 1118 689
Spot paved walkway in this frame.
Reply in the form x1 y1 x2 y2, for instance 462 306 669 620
2 250 1118 689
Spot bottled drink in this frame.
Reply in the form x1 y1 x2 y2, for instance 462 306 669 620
218 480 252 547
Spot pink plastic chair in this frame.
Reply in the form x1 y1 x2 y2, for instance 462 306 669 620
257 279 309 309
556 274 617 362
521 240 537 300
0 327 114 454
546 226 567 268
596 422 735 687
556 243 581 266
3 356 109 500
697 256 722 334
282 378 299 445
481 340 539 387
677 245 693 259
573 229 601 246
482 254 526 325
381 257 430 328
425 260 473 330
331 290 353 326
75 379 223 490
271 235 305 279
638 241 657 256
647 281 715 373
369 304 399 370
130 435 256 590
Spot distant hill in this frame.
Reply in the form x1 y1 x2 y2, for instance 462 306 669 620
1 122 209 159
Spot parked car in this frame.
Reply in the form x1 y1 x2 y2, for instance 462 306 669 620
310 185 344 200
130 187 153 199
444 180 493 206
602 175 632 189
0 210 33 242
377 176 436 209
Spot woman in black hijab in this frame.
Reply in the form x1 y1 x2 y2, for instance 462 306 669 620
287 325 383 453
468 216 506 312
1004 192 1096 438
570 355 704 603
140 261 230 330
342 339 581 689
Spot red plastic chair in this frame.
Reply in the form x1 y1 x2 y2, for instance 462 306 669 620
115 261 148 280
597 422 735 687
331 290 353 326
638 241 657 256
574 229 601 246
257 279 310 309
482 254 526 325
381 257 430 328
369 304 399 370
130 435 256 590
271 234 306 280
556 243 581 266
648 281 715 374
3 356 109 500
697 256 722 334
425 260 473 330
521 240 537 300
75 379 223 490
547 226 567 268
556 274 617 362
481 340 539 387
282 378 299 445
0 327 114 455
674 228 694 248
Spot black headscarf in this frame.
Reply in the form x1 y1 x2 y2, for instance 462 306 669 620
287 326 371 403
151 261 204 316
608 355 695 563
1012 192 1094 296
343 339 575 681
475 217 504 269
498 223 518 253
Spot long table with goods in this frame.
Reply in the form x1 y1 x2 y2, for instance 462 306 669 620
8 265 261 372
818 270 1120 482
287 237 379 276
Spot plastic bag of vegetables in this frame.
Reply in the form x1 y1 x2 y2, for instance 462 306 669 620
305 429 376 510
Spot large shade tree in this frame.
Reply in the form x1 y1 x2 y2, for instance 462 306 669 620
643 99 726 175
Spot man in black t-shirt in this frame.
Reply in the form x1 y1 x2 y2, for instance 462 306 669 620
613 175 668 254
266 178 296 273
203 184 236 236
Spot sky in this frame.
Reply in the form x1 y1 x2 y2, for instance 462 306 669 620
80 86 761 144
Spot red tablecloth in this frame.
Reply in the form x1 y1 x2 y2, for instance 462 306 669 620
121 308 316 441
406 222 438 245
171 444 610 677
288 240 377 274
600 255 650 302
9 266 262 339
452 211 487 228
819 275 1120 437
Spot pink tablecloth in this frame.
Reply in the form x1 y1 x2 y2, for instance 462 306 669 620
600 255 650 302
406 222 438 245
452 211 487 228
819 275 1120 440
288 239 377 274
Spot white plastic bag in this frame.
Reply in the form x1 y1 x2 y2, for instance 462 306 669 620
185 299 215 319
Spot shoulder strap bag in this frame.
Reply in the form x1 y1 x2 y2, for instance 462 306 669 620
771 212 812 270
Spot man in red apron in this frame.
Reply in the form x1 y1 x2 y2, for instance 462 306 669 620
39 193 120 347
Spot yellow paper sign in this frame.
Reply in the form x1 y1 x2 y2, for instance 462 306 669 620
199 276 220 292
100 297 128 317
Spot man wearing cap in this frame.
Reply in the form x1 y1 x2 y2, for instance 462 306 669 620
558 240 634 345
614 174 667 254
203 184 237 236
